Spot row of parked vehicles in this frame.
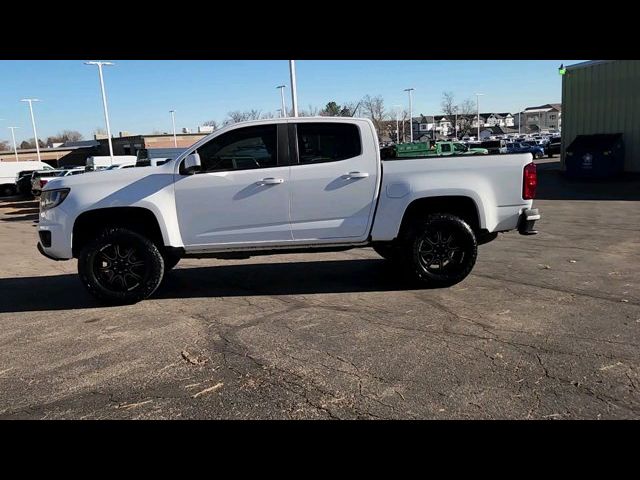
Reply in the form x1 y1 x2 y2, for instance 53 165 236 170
380 133 561 160
1 153 178 198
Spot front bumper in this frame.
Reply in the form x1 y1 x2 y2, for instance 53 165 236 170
518 208 540 235
37 241 64 261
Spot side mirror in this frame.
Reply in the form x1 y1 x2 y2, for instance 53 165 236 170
183 153 202 174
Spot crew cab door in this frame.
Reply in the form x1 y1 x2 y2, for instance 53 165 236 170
287 120 379 242
174 123 292 249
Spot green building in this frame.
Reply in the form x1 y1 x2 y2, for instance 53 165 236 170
561 60 640 172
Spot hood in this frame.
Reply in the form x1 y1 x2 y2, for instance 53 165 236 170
43 162 175 192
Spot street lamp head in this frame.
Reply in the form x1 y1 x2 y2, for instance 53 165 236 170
276 85 286 89
20 98 40 102
85 61 115 66
404 88 414 92
170 110 176 113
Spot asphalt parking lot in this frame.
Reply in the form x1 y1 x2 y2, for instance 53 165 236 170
0 159 639 419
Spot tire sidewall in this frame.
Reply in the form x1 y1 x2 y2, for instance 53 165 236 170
78 228 165 304
408 214 477 287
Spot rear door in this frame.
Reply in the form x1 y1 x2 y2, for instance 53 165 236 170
287 120 379 242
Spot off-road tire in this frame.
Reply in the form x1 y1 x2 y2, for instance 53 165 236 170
402 213 477 287
78 227 165 304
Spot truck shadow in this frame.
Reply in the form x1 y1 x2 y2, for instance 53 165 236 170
0 259 427 314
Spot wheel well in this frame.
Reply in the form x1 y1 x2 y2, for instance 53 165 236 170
72 207 164 257
398 196 480 239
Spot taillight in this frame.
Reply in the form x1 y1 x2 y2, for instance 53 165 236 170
523 162 537 200
39 179 48 188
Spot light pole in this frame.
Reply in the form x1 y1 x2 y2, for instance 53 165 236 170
288 61 298 117
20 99 41 162
518 110 522 136
169 110 177 147
276 85 287 117
8 126 20 162
475 93 485 140
85 61 115 166
393 104 402 143
404 88 414 142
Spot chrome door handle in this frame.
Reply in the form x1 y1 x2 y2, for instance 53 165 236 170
257 177 284 185
345 171 369 179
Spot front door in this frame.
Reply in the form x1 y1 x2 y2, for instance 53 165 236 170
174 123 292 249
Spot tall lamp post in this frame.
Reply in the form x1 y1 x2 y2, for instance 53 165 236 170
475 93 485 140
276 85 287 117
169 110 177 147
288 61 298 117
393 104 402 143
20 98 41 162
404 88 414 142
85 61 115 166
8 126 20 162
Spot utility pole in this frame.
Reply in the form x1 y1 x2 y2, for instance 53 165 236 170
289 61 298 117
475 93 485 140
85 61 115 166
8 127 20 162
20 99 41 161
404 88 414 142
170 110 177 147
276 85 287 117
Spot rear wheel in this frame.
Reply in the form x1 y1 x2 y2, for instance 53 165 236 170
78 227 165 304
403 213 477 287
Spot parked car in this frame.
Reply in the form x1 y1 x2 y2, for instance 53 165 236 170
32 168 84 196
546 136 561 157
16 170 39 197
38 117 540 304
31 170 62 196
0 161 53 197
506 142 545 159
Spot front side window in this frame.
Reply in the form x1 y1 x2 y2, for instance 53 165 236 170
295 123 361 165
195 125 278 173
440 143 452 153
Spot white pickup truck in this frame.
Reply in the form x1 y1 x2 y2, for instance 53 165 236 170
37 117 540 304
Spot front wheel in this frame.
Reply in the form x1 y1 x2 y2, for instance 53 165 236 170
404 213 477 287
78 227 165 304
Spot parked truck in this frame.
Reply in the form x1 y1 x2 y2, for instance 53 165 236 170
85 156 138 171
37 118 540 304
0 161 53 196
385 141 488 159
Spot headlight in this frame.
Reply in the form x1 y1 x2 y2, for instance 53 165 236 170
40 188 70 211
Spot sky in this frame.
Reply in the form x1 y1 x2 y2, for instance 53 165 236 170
0 60 584 144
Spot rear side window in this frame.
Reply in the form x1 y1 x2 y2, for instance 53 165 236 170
440 143 452 153
295 123 361 165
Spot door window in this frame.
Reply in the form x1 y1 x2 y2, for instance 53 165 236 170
440 143 452 153
295 123 361 165
192 125 278 173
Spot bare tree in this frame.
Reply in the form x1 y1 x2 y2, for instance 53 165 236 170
203 120 219 130
298 104 319 117
261 112 275 119
360 95 387 134
224 109 262 125
0 140 9 151
94 127 107 137
46 130 84 146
